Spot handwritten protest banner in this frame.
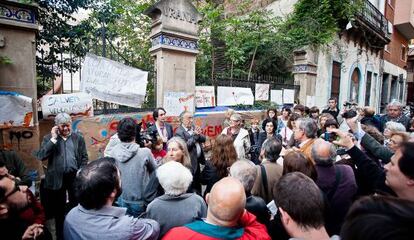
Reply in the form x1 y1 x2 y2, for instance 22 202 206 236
0 91 33 127
41 92 93 119
217 87 254 106
255 84 269 101
270 90 283 105
195 86 215 108
164 91 195 116
80 53 148 107
283 89 295 104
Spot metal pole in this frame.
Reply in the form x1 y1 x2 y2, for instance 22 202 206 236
101 22 108 113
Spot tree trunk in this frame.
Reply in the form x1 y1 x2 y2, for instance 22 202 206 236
248 44 258 81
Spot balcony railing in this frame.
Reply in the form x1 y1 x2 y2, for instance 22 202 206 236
355 0 390 42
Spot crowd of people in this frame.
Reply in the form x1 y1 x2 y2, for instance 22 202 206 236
1 99 414 240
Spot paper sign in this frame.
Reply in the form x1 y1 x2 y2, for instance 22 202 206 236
41 92 93 119
217 87 254 106
80 53 148 107
255 84 270 101
195 86 215 108
306 95 315 107
270 90 283 105
163 91 195 116
0 91 33 127
283 89 295 104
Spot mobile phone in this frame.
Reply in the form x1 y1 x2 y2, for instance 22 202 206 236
325 132 337 142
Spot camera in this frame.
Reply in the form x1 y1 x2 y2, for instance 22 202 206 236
341 109 357 119
336 148 347 156
324 132 337 142
343 101 357 107
136 122 157 147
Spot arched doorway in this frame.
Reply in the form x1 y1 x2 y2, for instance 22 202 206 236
350 68 361 103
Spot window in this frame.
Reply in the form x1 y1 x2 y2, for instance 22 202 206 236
365 71 372 106
401 45 407 62
331 61 341 100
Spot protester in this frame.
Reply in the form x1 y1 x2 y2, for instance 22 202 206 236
277 106 291 130
200 134 237 196
379 101 411 132
331 128 414 201
293 117 318 163
320 118 339 141
293 104 306 116
312 140 357 235
150 136 167 165
387 131 410 152
282 151 317 181
0 149 31 186
64 157 159 240
322 97 340 121
341 195 414 240
36 113 88 240
278 113 300 147
0 172 50 240
144 137 193 205
309 106 320 120
175 111 206 194
257 119 278 154
252 138 283 203
359 106 379 129
146 161 207 237
383 121 406 145
229 160 270 226
149 107 173 150
110 117 157 217
261 108 278 132
318 113 335 136
273 172 340 240
222 113 251 159
248 117 261 164
163 177 271 240
223 108 235 128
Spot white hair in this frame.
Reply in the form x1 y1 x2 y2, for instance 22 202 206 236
55 113 72 125
229 160 257 193
387 100 403 110
385 121 406 132
157 161 193 196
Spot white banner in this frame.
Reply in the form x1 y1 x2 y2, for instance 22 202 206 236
80 53 148 108
41 92 93 119
217 86 254 106
283 89 295 104
306 95 315 107
0 91 33 127
270 90 283 105
163 91 195 116
195 86 215 108
255 83 269 101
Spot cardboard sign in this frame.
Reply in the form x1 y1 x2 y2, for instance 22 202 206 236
163 91 195 116
41 92 93 119
80 53 148 107
283 89 295 104
0 91 33 128
217 86 254 106
255 83 269 101
195 86 215 108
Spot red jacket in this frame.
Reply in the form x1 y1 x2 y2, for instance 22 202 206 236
162 211 270 240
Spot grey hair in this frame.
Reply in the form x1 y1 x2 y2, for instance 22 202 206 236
387 100 403 110
229 160 257 193
230 113 242 121
179 111 192 123
157 161 193 196
297 118 318 138
311 140 337 166
261 137 282 162
55 113 72 125
385 121 406 132
166 137 192 170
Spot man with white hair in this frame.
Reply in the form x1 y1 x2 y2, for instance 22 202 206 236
230 160 270 226
293 118 318 164
146 161 206 237
36 113 88 240
379 101 411 132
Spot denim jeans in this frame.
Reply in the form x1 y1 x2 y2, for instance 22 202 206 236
117 198 145 217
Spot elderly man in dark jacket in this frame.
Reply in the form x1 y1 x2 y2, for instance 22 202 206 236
379 101 411 132
36 113 88 240
175 111 206 194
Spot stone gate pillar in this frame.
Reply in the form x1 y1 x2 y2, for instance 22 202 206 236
292 47 318 105
145 0 202 112
0 1 41 172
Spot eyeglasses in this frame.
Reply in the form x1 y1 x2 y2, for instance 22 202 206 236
0 175 20 203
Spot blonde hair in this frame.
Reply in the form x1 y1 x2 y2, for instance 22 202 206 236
165 137 192 170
